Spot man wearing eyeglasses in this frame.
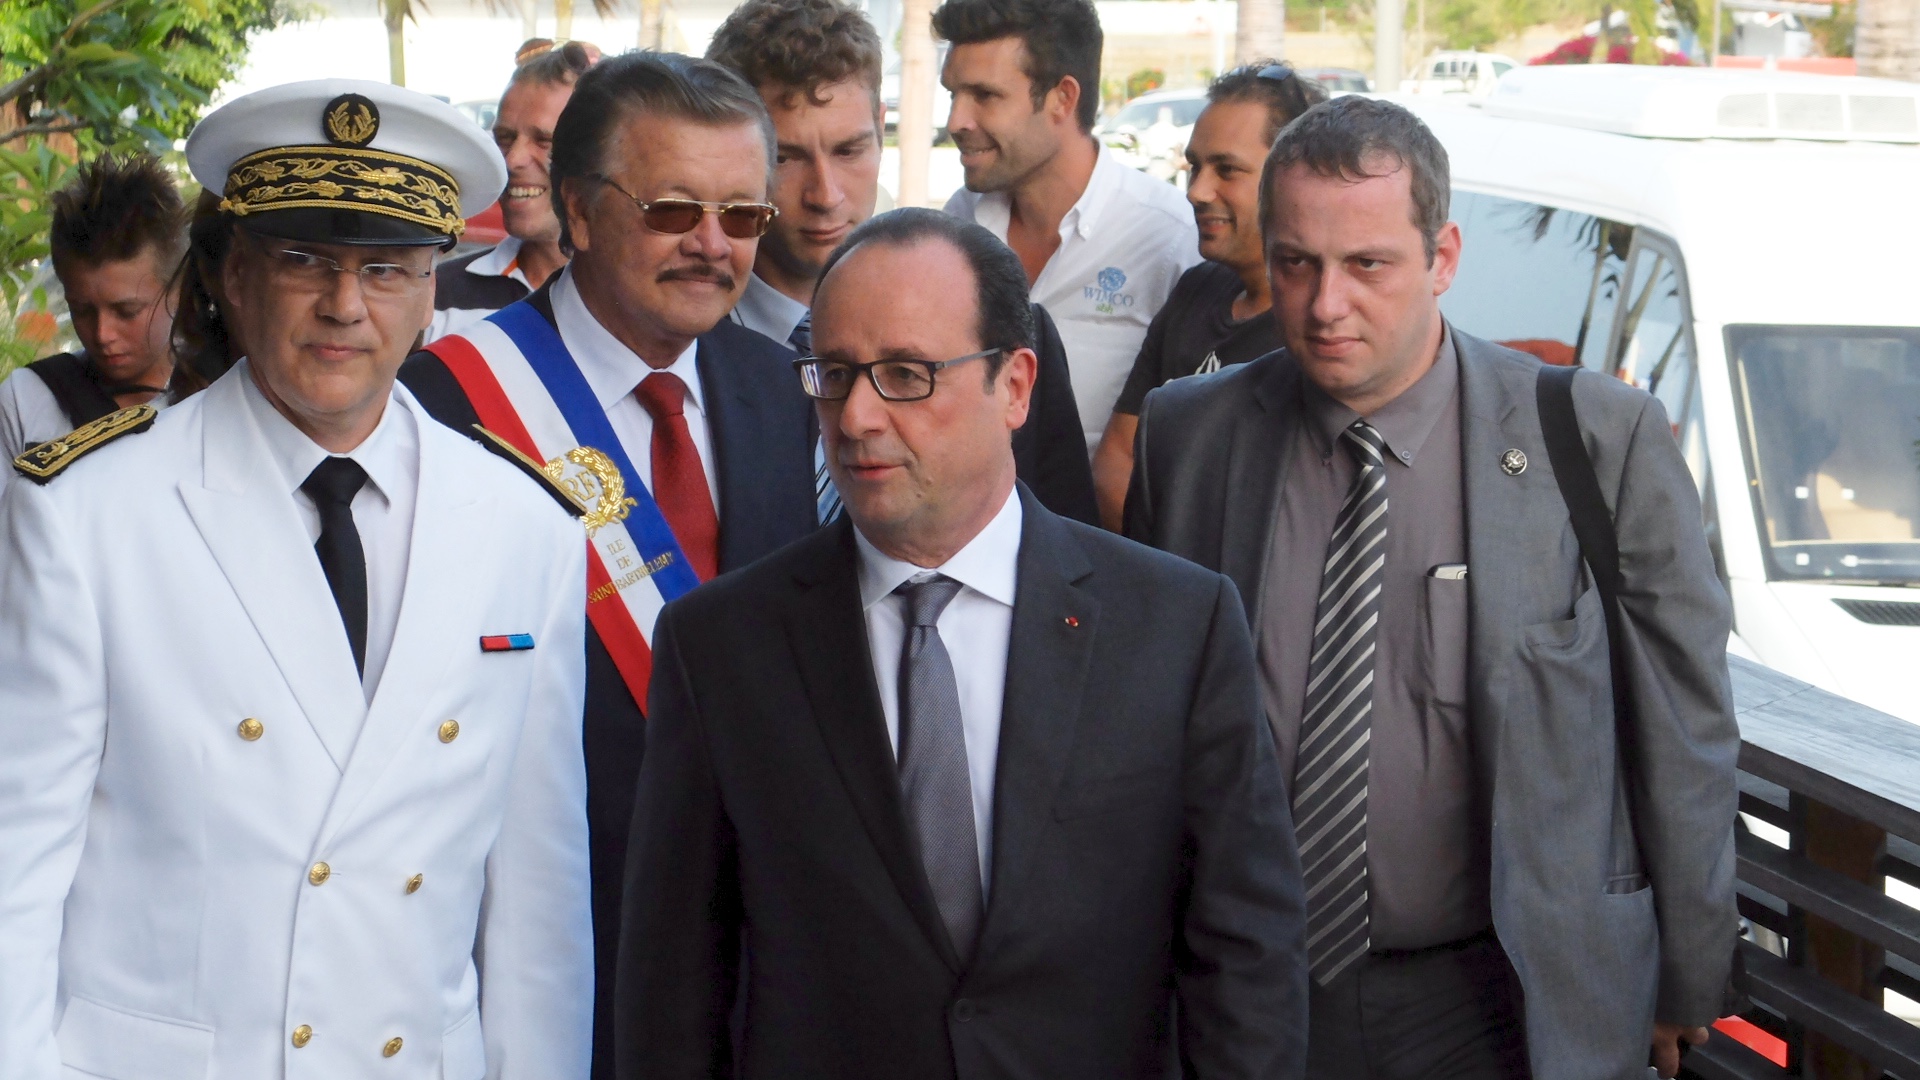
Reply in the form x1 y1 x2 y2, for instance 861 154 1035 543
0 81 595 1077
398 51 819 1079
615 207 1308 1080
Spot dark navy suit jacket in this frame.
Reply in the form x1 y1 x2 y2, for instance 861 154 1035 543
399 283 817 1079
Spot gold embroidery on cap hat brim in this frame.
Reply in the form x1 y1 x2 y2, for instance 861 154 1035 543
220 145 465 237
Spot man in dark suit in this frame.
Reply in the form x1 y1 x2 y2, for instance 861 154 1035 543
706 0 1096 524
1126 96 1738 1080
615 207 1307 1080
399 53 816 1079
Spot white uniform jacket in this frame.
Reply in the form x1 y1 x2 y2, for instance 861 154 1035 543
0 367 592 1080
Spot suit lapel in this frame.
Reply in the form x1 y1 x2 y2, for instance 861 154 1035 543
318 405 496 848
1218 357 1301 626
699 325 771 573
980 490 1096 947
179 372 364 770
785 522 964 972
1459 329 1536 794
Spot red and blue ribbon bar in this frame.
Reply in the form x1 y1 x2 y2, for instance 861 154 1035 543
479 633 536 652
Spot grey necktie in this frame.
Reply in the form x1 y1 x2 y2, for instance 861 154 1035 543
894 575 982 960
1294 419 1389 985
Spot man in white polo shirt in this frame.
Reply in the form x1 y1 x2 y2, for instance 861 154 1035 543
938 0 1198 455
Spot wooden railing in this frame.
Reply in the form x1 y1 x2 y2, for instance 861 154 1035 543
1682 657 1920 1080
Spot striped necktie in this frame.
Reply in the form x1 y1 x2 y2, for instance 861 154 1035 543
791 311 844 524
1294 419 1389 986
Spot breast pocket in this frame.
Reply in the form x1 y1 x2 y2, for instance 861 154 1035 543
1418 573 1469 710
1053 766 1176 821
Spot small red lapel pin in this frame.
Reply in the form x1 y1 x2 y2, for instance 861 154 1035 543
1063 616 1079 628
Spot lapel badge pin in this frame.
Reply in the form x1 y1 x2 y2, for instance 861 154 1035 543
480 633 536 652
1063 616 1080 628
1500 449 1528 476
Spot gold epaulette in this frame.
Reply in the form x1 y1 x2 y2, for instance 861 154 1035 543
12 405 158 485
469 424 587 519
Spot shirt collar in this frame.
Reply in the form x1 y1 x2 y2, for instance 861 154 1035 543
1302 327 1459 467
551 266 705 413
464 235 527 282
732 272 810 346
236 357 416 505
855 487 1023 611
966 139 1115 244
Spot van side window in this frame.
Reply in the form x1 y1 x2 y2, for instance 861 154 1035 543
1440 189 1631 370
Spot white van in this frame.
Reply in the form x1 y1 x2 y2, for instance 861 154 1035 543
1401 65 1920 723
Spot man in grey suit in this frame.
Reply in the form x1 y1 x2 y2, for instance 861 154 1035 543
616 208 1307 1079
1126 96 1739 1080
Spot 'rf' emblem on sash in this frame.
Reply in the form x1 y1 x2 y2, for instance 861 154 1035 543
543 447 638 536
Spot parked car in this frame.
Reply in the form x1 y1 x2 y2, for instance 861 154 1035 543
1407 50 1519 96
1297 66 1373 94
451 99 498 131
1406 64 1920 722
1097 87 1206 181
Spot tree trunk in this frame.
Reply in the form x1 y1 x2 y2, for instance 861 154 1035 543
1236 0 1287 63
383 0 407 86
898 0 935 206
1858 0 1920 82
639 0 665 49
1376 0 1404 89
555 0 573 42
522 0 538 43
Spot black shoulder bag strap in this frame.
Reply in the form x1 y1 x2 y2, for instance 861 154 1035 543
1535 363 1748 1024
1535 364 1633 765
26 352 122 430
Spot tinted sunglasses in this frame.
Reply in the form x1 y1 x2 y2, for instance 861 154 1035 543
589 174 779 239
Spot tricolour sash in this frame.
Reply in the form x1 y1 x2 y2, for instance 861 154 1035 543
425 300 701 708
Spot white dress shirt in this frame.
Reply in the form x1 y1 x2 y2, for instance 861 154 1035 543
856 489 1022 896
945 145 1200 452
238 361 418 705
728 271 811 349
424 236 536 343
550 267 719 511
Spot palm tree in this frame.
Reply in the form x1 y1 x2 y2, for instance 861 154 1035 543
1237 0 1286 64
382 0 411 86
1857 0 1920 82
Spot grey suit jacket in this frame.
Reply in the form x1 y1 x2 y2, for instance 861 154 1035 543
1126 327 1739 1080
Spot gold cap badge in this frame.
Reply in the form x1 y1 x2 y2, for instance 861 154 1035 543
324 93 380 147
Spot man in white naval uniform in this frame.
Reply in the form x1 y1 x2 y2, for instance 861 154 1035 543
0 80 593 1080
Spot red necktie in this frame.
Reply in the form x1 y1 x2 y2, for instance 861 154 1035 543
633 372 719 582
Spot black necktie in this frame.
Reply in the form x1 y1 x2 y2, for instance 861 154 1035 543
302 457 370 678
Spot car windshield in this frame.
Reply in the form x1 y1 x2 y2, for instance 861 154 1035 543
1729 325 1920 583
1113 97 1203 129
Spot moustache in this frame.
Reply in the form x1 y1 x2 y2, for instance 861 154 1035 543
657 265 736 289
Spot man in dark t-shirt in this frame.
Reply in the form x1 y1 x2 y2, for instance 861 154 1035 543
1090 61 1323 529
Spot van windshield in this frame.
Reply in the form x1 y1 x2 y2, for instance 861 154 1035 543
1729 325 1920 583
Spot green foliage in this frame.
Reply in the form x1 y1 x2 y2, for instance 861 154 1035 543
0 0 288 312
1807 0 1855 56
1125 68 1166 98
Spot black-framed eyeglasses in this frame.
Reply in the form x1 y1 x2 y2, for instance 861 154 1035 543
587 174 778 239
254 244 432 298
793 348 1002 402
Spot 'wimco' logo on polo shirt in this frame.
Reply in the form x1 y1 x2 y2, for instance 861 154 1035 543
1085 267 1136 314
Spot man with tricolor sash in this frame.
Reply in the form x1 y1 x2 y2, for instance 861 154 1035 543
399 51 819 1076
